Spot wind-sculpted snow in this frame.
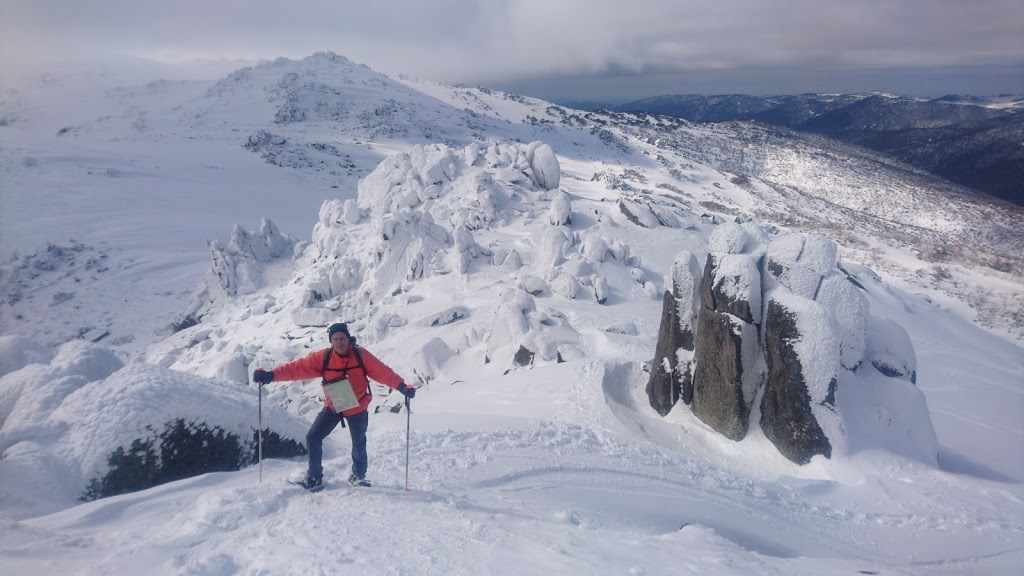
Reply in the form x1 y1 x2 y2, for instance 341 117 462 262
0 335 53 377
290 141 655 367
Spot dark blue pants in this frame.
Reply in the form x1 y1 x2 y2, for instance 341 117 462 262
306 407 369 478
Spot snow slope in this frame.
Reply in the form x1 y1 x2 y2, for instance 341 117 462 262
1 54 1022 575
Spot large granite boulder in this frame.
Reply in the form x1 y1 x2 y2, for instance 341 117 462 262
760 293 842 464
691 307 761 440
689 225 766 441
647 222 936 466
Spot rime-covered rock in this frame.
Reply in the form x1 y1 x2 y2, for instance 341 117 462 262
816 273 869 369
646 251 701 414
0 335 53 378
492 248 524 271
865 317 917 384
837 362 937 465
618 199 659 228
206 219 298 297
592 275 610 305
702 253 761 324
527 142 561 191
419 306 469 328
549 190 572 225
760 293 842 464
550 273 580 299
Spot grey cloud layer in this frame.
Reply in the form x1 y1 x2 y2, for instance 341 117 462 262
2 0 1021 85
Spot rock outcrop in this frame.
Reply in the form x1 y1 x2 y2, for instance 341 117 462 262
690 225 767 441
647 222 937 465
646 252 701 415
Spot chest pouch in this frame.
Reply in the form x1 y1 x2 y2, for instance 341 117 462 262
321 347 369 413
323 377 361 413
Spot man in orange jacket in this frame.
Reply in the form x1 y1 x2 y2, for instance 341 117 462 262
253 323 414 492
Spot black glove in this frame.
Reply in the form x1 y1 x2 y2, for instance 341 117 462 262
397 382 416 399
253 369 274 385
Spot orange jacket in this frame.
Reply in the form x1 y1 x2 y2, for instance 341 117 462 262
270 347 405 416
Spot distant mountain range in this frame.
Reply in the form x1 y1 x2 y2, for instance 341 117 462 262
605 93 1024 206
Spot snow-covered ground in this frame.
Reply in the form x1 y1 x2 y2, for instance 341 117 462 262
1 55 1021 575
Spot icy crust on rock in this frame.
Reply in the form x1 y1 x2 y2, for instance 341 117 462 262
816 273 868 369
0 340 307 509
669 251 702 334
526 142 561 191
0 342 123 447
55 363 307 481
865 317 917 382
210 218 300 297
762 231 932 461
309 141 562 307
764 232 869 371
714 254 762 321
157 140 660 384
707 221 769 257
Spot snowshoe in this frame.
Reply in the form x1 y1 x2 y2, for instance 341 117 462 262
289 473 324 492
347 473 371 487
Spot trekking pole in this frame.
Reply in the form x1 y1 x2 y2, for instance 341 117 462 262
404 396 411 492
258 382 264 484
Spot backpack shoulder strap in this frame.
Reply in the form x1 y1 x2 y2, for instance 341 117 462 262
352 345 365 373
320 348 333 379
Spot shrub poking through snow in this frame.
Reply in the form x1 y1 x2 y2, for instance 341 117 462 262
81 420 304 501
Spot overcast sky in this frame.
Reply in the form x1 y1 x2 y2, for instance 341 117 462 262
2 0 1022 100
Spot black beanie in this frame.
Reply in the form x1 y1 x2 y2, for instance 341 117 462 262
328 323 349 339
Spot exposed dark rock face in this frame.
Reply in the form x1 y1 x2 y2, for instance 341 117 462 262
690 247 764 441
646 252 701 414
760 300 833 464
646 291 684 415
513 345 535 366
691 308 749 440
